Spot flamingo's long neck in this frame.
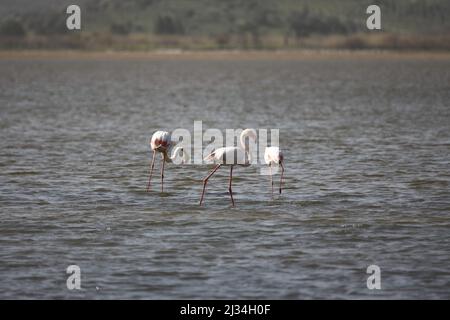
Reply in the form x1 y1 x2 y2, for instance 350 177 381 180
165 146 183 163
239 132 248 152
240 130 253 163
163 150 172 162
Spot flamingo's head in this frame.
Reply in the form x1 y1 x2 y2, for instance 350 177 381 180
151 138 170 152
242 128 257 141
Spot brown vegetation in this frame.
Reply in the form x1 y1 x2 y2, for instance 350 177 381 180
1 32 449 51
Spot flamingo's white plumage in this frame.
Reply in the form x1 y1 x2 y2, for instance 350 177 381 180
264 146 284 196
147 130 187 192
200 129 257 206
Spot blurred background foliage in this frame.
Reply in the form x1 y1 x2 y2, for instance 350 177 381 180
0 0 449 50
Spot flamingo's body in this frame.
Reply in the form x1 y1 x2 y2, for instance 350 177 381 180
200 129 257 206
147 130 186 192
151 130 171 152
204 146 251 166
264 146 284 197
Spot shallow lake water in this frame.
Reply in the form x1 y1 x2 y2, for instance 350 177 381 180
0 55 449 299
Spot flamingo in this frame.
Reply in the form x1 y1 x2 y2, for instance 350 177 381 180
146 130 187 192
200 129 257 206
264 146 284 197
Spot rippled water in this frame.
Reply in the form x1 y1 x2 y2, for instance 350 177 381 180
0 55 449 299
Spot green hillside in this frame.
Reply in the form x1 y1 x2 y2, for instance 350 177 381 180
1 0 450 50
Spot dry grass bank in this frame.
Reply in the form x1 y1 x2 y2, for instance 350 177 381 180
1 33 450 52
1 49 450 61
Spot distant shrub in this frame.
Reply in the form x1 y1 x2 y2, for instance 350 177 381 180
288 8 352 38
110 21 145 35
110 23 131 35
135 0 157 9
0 19 26 37
154 15 184 35
215 33 231 48
343 35 367 49
31 13 67 35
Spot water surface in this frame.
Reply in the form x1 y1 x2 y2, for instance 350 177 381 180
0 55 449 299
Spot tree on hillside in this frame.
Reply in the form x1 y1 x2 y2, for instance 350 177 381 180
0 19 26 37
154 15 185 35
110 23 131 35
29 12 67 35
287 7 353 38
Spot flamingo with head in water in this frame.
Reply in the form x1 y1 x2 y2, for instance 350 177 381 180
146 130 187 192
200 128 257 207
264 146 284 197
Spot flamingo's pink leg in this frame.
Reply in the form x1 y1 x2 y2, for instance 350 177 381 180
269 163 274 199
279 161 284 194
199 164 221 205
228 165 235 207
160 154 165 193
146 150 156 192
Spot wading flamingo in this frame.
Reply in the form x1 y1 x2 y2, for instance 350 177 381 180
200 129 257 207
146 130 187 192
264 146 284 197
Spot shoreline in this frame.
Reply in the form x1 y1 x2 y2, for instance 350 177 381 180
1 49 450 61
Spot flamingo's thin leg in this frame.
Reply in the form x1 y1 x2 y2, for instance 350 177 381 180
160 153 165 193
199 164 221 205
146 150 156 192
269 163 274 199
279 161 284 194
228 165 235 207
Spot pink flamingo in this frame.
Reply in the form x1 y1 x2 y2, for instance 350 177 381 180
200 129 257 206
264 146 284 198
146 130 187 192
